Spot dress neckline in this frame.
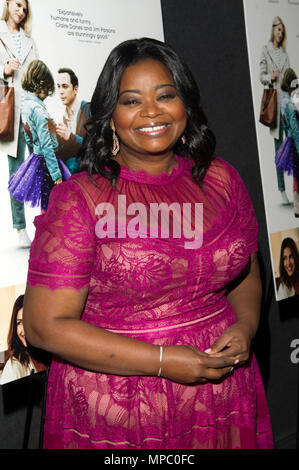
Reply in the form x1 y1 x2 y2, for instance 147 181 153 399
119 155 186 185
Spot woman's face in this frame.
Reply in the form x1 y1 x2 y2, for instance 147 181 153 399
283 247 295 277
273 23 284 46
16 308 27 348
7 0 27 26
111 59 187 158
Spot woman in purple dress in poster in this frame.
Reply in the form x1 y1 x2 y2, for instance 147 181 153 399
23 38 273 449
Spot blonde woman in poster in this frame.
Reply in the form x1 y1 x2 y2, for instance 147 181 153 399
0 0 38 248
259 16 290 205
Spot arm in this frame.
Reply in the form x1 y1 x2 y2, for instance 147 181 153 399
23 182 238 384
23 284 237 383
259 47 272 86
285 102 299 154
206 253 261 363
33 107 62 182
56 122 83 155
259 46 278 86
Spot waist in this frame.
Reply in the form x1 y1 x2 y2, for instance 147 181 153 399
105 304 228 335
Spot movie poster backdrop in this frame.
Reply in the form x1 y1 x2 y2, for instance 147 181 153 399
0 0 164 385
243 0 299 302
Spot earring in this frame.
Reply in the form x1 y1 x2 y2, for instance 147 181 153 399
111 129 120 156
181 135 186 145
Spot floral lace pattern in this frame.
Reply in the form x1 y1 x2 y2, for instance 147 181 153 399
27 156 273 449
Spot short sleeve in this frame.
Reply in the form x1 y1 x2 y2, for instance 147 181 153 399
226 162 259 254
27 180 96 290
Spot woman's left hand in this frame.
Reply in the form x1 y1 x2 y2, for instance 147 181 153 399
205 319 254 365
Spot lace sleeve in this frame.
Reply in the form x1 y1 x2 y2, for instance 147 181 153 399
228 163 258 254
27 180 96 290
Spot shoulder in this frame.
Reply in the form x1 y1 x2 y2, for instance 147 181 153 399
49 172 112 214
80 100 91 115
277 282 295 300
0 20 7 32
0 358 27 385
205 156 236 186
261 43 269 54
20 26 33 40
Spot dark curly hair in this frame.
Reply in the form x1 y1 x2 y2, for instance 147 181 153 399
279 237 299 290
80 37 216 187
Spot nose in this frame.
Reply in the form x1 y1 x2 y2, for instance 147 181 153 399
140 99 161 118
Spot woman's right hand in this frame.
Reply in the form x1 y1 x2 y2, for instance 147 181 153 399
4 58 20 77
161 345 238 384
271 69 280 82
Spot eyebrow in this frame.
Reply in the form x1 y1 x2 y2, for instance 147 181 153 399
119 83 176 97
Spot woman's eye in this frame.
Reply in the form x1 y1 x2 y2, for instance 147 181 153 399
158 93 176 101
121 98 140 106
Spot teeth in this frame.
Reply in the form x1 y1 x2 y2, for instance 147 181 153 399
138 125 167 133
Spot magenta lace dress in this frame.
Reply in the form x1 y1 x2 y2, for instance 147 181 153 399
27 155 274 449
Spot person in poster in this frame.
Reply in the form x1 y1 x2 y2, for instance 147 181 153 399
0 294 49 385
0 0 38 248
280 67 299 217
277 237 299 300
259 16 291 205
56 67 91 174
8 59 71 211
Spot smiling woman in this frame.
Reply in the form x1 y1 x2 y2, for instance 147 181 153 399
111 59 187 167
277 237 299 300
23 37 273 449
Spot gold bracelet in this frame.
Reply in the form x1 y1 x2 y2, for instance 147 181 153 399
157 345 163 377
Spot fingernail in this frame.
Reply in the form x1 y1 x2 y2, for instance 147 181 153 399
204 348 211 353
230 367 234 372
234 359 239 365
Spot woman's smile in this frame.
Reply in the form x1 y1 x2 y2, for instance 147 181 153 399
112 58 187 161
135 122 171 137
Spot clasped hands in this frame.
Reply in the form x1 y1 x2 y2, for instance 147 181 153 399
162 320 253 385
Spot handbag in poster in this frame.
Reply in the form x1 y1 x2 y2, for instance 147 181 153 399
0 37 14 141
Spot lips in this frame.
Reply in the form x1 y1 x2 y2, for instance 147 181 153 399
135 123 170 137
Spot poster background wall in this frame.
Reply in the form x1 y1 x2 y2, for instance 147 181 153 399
0 0 298 449
0 0 164 385
243 0 299 302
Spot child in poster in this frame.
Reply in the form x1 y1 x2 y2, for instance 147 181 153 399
8 59 71 211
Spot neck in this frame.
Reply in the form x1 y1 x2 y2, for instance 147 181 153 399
115 148 177 175
273 40 281 50
66 97 77 115
6 18 21 33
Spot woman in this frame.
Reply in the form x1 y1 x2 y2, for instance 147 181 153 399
0 0 38 248
259 16 291 205
8 60 70 211
280 67 299 217
0 295 49 385
23 38 273 449
277 237 299 301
